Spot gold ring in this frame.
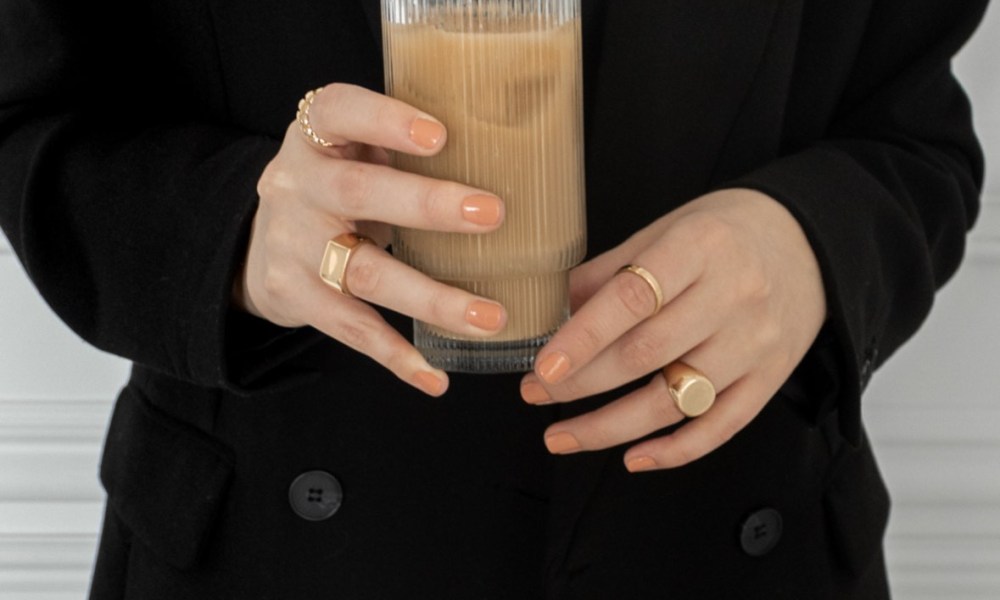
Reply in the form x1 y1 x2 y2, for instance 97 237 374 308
296 87 336 148
319 232 375 297
617 264 664 315
663 361 716 418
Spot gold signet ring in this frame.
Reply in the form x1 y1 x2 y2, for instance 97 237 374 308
319 233 375 297
663 361 716 418
617 264 664 316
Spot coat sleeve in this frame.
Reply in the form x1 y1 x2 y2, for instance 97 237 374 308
0 2 315 390
727 0 988 443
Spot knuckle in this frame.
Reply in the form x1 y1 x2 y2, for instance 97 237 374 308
345 254 382 298
381 336 415 377
319 83 350 118
738 261 772 302
336 316 381 353
670 443 702 467
614 273 657 320
424 286 453 325
618 330 662 371
372 99 397 132
682 213 736 269
576 321 606 353
261 267 292 300
559 320 605 358
753 318 783 351
691 212 735 247
256 159 288 201
580 422 614 450
334 162 374 214
260 220 283 250
418 183 452 224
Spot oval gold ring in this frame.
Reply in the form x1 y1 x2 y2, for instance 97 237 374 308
319 232 375 297
617 264 664 315
296 87 336 148
662 361 716 418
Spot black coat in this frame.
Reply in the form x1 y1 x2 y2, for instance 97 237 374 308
0 0 987 598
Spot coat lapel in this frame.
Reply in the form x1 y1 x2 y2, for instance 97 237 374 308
584 0 783 254
549 0 783 580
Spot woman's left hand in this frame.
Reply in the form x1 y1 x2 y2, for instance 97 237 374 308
519 188 827 471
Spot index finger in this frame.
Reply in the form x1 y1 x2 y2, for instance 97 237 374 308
529 237 700 387
307 83 448 155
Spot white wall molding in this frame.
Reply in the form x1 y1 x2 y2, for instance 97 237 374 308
0 534 97 598
0 399 112 443
0 503 104 600
865 406 1000 445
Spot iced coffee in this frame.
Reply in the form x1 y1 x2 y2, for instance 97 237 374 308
383 1 586 372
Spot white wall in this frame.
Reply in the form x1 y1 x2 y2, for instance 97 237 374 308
1 6 999 599
867 6 1000 595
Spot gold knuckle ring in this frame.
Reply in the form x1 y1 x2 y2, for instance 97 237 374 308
663 361 716 418
319 232 375 297
296 87 336 148
617 264 664 316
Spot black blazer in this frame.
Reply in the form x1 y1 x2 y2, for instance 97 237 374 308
0 0 987 598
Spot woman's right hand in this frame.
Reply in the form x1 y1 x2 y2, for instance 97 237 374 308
234 84 508 396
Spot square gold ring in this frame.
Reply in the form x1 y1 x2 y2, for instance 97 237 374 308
319 232 374 297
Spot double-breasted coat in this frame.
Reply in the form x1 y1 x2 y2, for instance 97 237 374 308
0 0 988 598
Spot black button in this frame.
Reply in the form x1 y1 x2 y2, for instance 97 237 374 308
740 508 782 557
289 471 343 521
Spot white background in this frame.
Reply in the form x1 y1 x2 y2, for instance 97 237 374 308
2 6 999 598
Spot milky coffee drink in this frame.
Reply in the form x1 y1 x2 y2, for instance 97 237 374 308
382 1 586 373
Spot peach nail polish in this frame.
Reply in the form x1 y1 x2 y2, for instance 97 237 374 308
545 432 581 454
465 301 505 331
521 381 552 405
461 195 503 226
626 456 658 473
410 117 445 149
536 351 571 384
413 371 446 396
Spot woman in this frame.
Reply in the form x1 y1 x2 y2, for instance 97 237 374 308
0 0 988 598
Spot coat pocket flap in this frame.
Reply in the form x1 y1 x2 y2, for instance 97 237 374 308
823 432 891 577
100 385 234 570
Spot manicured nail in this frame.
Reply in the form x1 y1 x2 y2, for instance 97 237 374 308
413 371 447 397
626 456 658 473
536 351 571 384
465 301 505 331
410 117 445 149
521 381 552 405
545 432 581 454
461 195 503 226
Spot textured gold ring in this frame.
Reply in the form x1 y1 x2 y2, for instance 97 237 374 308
663 361 716 418
319 233 375 297
617 264 664 316
296 87 336 148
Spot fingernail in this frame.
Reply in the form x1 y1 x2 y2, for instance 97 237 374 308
413 371 447 396
626 456 659 473
545 432 581 454
410 117 445 149
466 301 505 331
537 351 571 384
521 381 552 405
461 195 503 226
